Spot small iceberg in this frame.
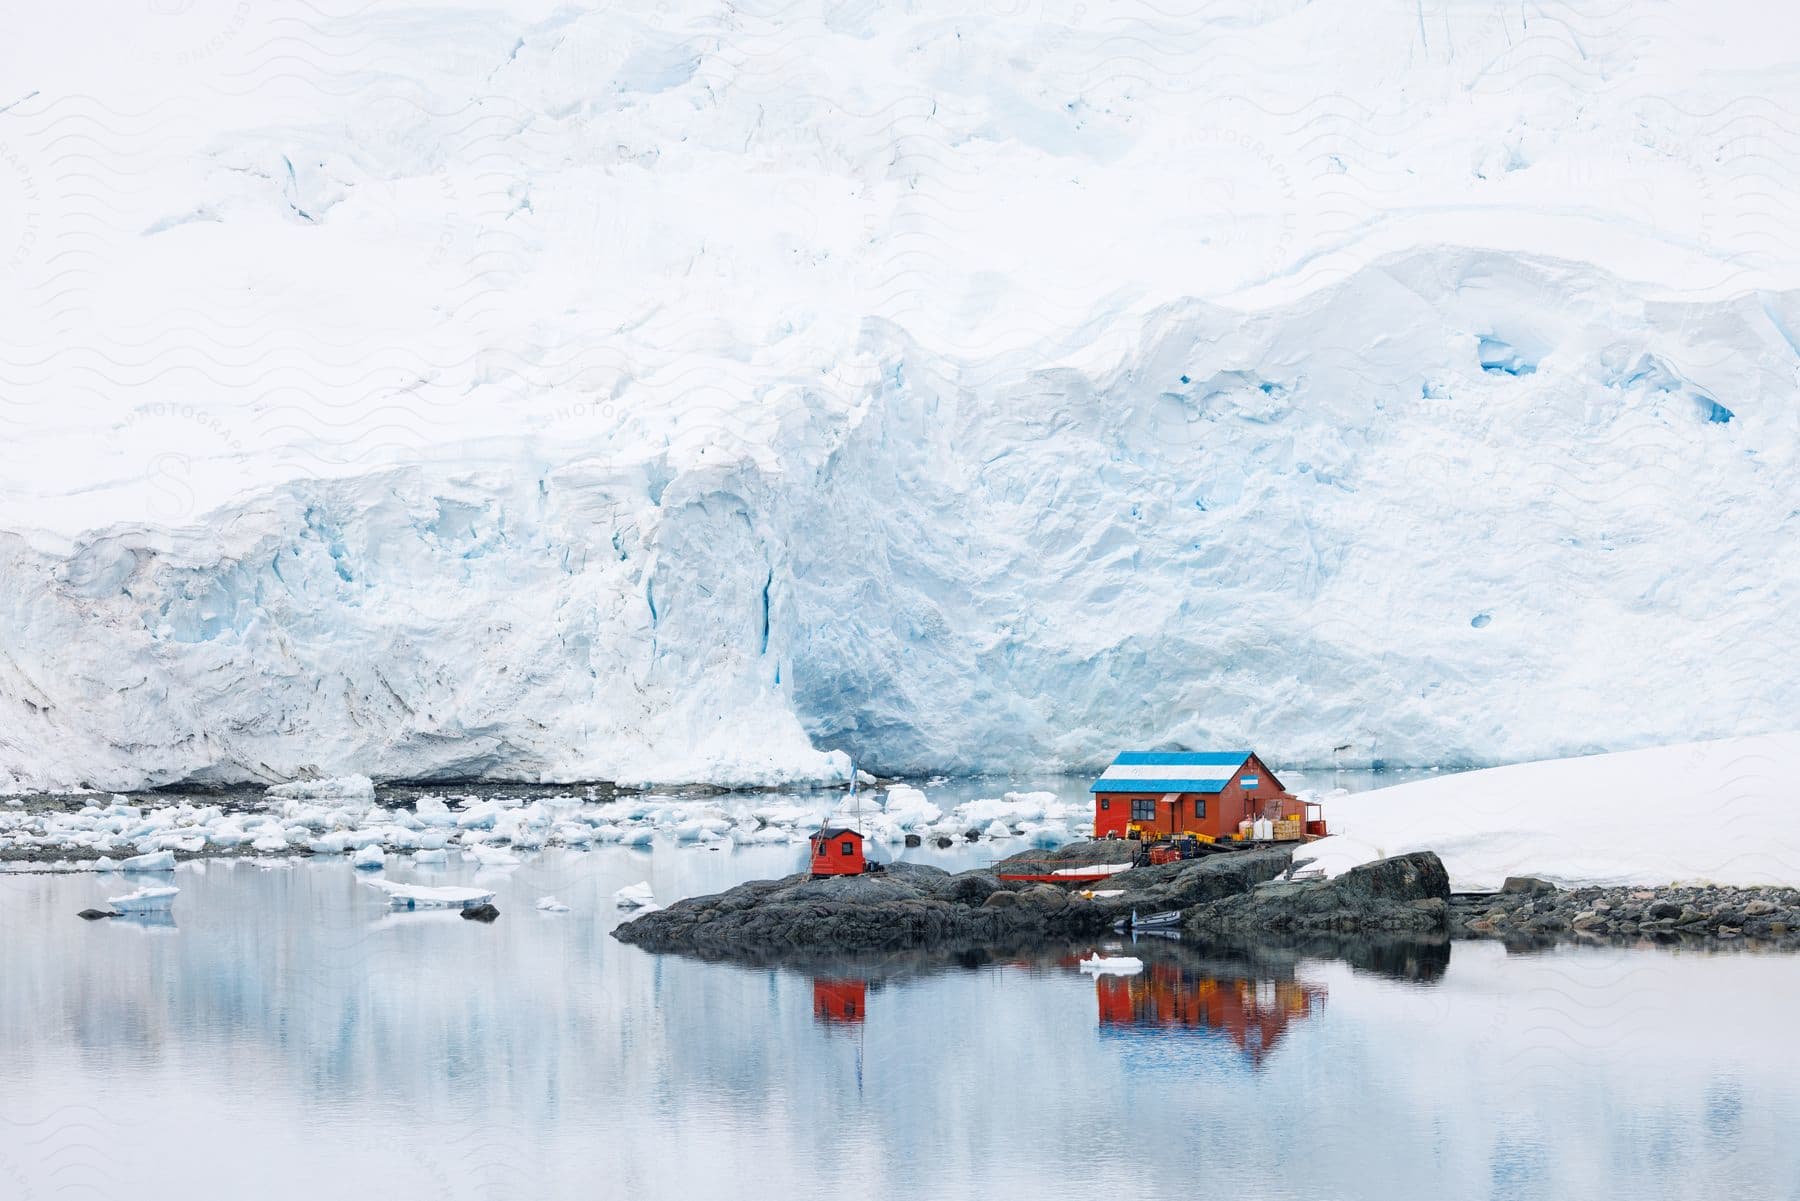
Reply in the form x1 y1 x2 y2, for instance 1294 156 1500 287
467 844 522 867
351 844 386 870
107 885 178 913
614 881 657 910
1078 954 1144 975
535 896 571 913
120 850 176 873
365 879 497 911
266 775 376 804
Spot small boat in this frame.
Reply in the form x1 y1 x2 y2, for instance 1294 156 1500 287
1111 908 1182 933
1079 954 1144 975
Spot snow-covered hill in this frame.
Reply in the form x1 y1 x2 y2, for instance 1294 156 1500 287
1305 732 1800 889
3 2 1799 789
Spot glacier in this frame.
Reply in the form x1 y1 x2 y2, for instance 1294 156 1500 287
3 250 1798 791
3 0 1800 790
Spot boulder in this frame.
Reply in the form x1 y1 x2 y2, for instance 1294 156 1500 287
77 908 119 921
461 904 501 923
1185 851 1453 937
1502 876 1559 896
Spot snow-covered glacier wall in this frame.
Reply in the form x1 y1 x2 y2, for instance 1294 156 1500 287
6 1 1800 789
788 253 1800 774
4 251 1799 790
0 460 848 791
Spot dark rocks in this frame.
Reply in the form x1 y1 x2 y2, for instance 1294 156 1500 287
1449 882 1800 948
613 843 1293 963
941 872 1001 905
461 903 501 922
903 834 922 848
1185 852 1454 937
613 837 1800 964
77 908 119 920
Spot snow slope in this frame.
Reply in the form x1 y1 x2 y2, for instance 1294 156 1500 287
1305 733 1800 889
3 1 1800 788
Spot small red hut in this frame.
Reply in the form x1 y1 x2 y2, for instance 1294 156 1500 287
809 826 867 876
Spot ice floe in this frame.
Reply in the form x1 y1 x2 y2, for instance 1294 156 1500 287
1078 955 1143 975
106 885 178 912
614 881 657 910
1 779 1092 867
365 879 496 911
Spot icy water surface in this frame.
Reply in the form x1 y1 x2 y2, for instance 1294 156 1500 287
4 824 1798 1199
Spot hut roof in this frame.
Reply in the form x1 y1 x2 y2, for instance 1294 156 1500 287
1089 750 1259 794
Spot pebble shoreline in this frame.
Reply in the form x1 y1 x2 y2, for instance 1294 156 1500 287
1451 877 1800 947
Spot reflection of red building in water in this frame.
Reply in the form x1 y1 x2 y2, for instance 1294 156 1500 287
1096 962 1324 1066
812 979 868 1024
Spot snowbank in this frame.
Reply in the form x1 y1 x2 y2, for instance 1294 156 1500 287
1305 733 1800 890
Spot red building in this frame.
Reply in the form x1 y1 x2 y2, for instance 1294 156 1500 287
1091 750 1301 841
809 826 867 876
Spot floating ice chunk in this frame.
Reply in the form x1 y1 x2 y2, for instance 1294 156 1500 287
882 785 941 828
207 824 249 848
411 848 448 863
120 850 176 872
93 856 117 872
1079 955 1143 975
366 879 496 910
351 844 386 869
414 795 450 819
455 802 501 830
614 881 657 909
982 820 1013 840
107 885 178 912
621 828 655 846
467 844 522 867
267 775 376 805
535 896 571 913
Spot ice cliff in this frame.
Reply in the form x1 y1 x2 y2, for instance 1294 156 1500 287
4 250 1798 790
3 1 1799 789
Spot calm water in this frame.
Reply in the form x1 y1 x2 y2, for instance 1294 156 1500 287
3 791 1798 1200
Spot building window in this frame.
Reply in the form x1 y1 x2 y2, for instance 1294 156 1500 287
817 842 828 856
1193 798 1207 819
1131 798 1157 822
841 841 855 856
1099 798 1111 811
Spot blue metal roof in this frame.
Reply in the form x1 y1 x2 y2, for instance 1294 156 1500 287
1090 750 1255 794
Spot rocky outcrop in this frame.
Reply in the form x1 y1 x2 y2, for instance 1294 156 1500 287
612 846 1295 962
1185 851 1453 937
1451 881 1800 946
